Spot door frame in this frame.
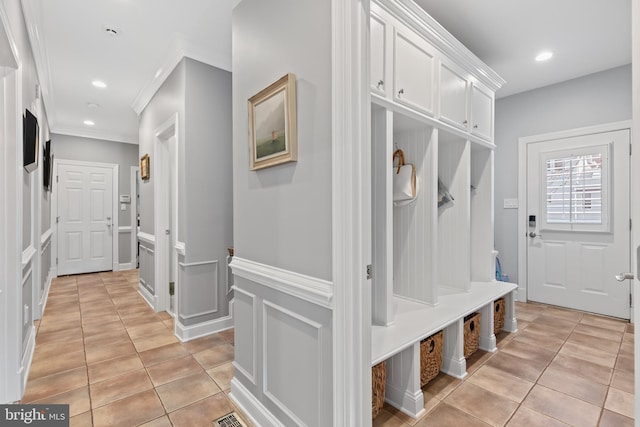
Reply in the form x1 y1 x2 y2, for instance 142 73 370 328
53 158 119 275
0 0 24 402
517 120 632 307
331 0 371 424
130 165 140 268
153 113 179 314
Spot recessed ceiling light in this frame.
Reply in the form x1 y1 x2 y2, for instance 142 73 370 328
92 80 107 89
535 51 553 62
83 120 95 126
87 102 100 109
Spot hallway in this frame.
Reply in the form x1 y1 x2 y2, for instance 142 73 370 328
21 270 249 427
21 270 636 426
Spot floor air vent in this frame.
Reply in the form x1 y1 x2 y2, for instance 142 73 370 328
213 412 247 427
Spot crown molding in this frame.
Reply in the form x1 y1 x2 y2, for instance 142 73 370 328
131 38 232 116
375 0 505 92
52 125 138 145
20 0 57 129
0 3 20 70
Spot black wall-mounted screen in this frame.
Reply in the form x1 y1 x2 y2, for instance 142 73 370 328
23 109 39 173
43 139 51 189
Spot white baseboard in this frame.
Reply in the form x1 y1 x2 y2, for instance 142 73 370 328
516 286 527 302
230 378 284 427
118 262 133 271
138 282 156 310
384 383 426 420
441 356 467 380
479 334 497 353
20 326 36 393
175 314 233 342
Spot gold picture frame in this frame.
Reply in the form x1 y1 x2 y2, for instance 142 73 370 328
248 73 297 170
140 154 150 180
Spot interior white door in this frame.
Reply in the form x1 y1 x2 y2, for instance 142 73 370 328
58 163 113 275
527 129 630 318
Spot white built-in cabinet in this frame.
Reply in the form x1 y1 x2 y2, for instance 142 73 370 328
438 60 469 130
470 83 494 141
370 0 517 419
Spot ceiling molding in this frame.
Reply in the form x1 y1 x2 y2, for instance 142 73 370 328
52 125 138 145
0 3 20 70
376 0 506 92
131 38 232 116
20 0 57 130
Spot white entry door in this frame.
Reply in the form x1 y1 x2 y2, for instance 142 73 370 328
58 163 114 275
526 128 630 319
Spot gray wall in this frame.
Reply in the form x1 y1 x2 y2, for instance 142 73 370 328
231 1 334 424
138 58 234 326
233 0 333 281
180 58 233 324
494 64 632 286
4 0 52 354
52 133 139 264
138 60 186 238
137 59 186 299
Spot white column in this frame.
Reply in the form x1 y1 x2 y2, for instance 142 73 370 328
384 343 426 419
441 319 467 379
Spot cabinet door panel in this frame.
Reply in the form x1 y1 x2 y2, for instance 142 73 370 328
471 84 493 141
439 62 468 129
371 14 386 94
394 31 434 115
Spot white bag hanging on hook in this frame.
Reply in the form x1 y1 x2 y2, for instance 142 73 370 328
392 148 417 206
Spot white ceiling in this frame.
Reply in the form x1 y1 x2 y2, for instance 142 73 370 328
23 0 631 145
23 0 236 144
415 0 631 98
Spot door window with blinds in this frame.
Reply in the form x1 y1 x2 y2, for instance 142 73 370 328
540 144 610 232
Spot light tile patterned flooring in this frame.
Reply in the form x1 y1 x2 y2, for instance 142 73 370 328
24 272 636 427
375 301 635 427
22 270 251 427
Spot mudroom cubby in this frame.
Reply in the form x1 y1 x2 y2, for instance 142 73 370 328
370 0 518 419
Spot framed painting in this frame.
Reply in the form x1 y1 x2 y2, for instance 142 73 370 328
140 154 150 180
248 73 297 170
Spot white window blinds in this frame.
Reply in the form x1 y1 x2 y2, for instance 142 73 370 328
545 153 603 225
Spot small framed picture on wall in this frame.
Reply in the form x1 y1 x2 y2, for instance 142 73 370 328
248 73 297 170
140 154 150 180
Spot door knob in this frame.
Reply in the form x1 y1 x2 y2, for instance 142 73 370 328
615 272 634 282
528 232 540 238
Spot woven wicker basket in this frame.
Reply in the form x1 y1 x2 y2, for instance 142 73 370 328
372 361 386 419
493 298 506 335
420 330 443 386
463 312 481 358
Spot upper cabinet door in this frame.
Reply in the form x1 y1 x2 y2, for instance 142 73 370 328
370 14 387 95
470 83 493 141
393 30 435 115
438 61 468 130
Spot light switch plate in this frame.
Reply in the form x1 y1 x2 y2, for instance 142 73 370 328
503 198 519 209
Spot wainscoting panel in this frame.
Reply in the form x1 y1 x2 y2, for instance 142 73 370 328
234 287 256 384
40 237 51 295
22 267 33 354
138 240 155 298
263 301 324 427
178 260 219 326
230 268 333 427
